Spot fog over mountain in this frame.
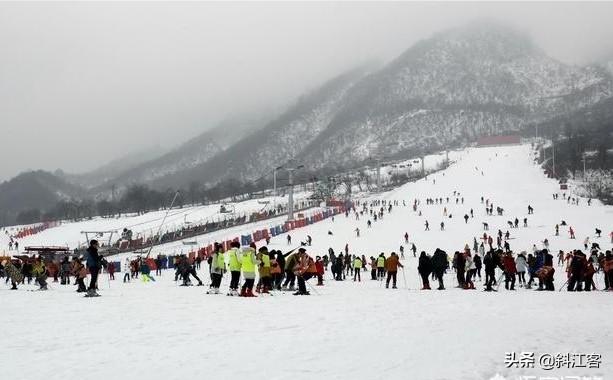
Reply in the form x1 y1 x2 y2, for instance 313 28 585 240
2 2 613 182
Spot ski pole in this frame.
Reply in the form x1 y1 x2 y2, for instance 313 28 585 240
495 272 505 291
559 277 570 292
305 279 321 295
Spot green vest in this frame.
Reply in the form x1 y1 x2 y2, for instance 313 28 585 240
261 254 270 268
377 256 385 268
228 248 241 271
353 258 362 269
217 251 225 271
241 248 256 273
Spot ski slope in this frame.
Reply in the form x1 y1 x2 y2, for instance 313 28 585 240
0 192 313 251
2 144 612 380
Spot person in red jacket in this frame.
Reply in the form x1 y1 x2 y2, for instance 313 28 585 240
107 261 115 280
315 256 324 286
502 252 517 290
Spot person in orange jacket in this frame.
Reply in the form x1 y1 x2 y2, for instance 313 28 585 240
385 252 403 289
294 248 316 295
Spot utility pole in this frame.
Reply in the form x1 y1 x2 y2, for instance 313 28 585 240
552 139 556 177
421 156 425 176
272 165 284 210
582 152 586 179
285 164 303 221
376 159 381 192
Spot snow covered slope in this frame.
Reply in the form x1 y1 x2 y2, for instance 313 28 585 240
0 192 313 251
2 144 612 380
140 23 612 191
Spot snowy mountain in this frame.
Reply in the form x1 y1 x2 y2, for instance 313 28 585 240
3 22 613 222
86 114 271 195
147 66 371 189
62 145 167 189
0 170 85 226
142 23 613 189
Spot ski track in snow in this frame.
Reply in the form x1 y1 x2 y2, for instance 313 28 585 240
1 144 612 380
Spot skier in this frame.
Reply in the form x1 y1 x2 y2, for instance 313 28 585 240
270 252 283 290
516 252 527 287
282 251 299 290
455 251 465 288
464 214 469 224
355 228 360 237
411 243 417 258
404 232 409 244
376 253 386 280
567 250 587 292
315 256 324 286
369 257 377 280
523 217 528 227
464 251 475 290
440 221 445 231
483 251 498 292
287 234 292 245
123 258 131 283
59 256 71 285
2 259 23 290
207 245 225 294
555 224 559 236
240 244 258 297
528 205 533 214
189 261 204 286
602 252 613 290
85 240 102 297
385 252 403 289
353 256 362 282
431 248 447 290
424 220 429 231
294 248 316 295
473 251 482 281
557 250 565 266
418 251 432 290
71 257 87 293
569 227 576 239
140 260 155 283
256 247 272 294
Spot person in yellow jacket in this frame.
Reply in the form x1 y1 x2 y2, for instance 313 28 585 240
32 257 48 290
207 244 225 294
256 246 272 294
376 253 386 280
226 241 242 296
240 243 259 297
353 256 362 282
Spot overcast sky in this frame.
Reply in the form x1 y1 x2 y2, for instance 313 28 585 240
1 2 613 181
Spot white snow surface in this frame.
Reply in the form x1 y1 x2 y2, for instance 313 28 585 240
2 144 612 380
0 192 313 251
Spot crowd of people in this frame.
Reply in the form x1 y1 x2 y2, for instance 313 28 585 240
1 191 611 298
